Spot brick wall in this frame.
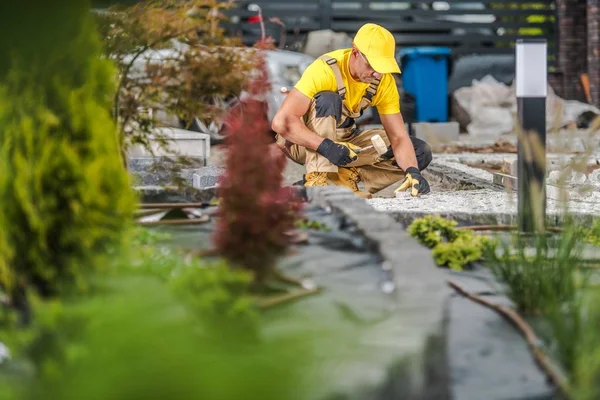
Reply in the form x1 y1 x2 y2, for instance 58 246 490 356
589 0 600 107
557 0 588 101
548 72 564 98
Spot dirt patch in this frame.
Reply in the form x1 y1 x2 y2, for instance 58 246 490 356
464 163 504 174
586 163 600 174
466 161 600 175
436 140 517 154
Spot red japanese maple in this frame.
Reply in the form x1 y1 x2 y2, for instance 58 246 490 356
213 41 302 285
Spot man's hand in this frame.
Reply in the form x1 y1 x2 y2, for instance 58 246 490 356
316 138 360 166
394 167 430 196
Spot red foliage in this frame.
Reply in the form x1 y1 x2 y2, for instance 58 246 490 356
213 46 302 284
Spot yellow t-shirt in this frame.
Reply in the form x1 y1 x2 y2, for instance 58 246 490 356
294 48 400 115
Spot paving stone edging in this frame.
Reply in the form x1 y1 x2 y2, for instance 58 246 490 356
299 186 451 400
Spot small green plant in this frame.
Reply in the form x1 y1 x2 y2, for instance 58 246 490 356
433 232 495 271
581 218 600 247
295 217 329 232
129 226 172 247
408 215 460 248
408 215 495 271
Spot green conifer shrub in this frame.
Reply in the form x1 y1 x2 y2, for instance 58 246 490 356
0 0 136 300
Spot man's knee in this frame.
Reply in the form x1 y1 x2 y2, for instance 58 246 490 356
410 136 433 171
314 91 342 124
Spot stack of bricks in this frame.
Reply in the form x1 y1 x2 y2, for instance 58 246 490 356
557 0 588 101
589 0 600 107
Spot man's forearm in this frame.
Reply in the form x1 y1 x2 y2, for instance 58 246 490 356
380 112 419 172
275 114 324 151
393 135 418 172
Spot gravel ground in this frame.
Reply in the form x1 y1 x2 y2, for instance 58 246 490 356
368 158 600 218
368 189 600 216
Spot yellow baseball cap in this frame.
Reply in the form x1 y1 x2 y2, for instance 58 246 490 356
353 23 401 74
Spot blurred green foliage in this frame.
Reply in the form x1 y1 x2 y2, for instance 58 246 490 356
569 288 600 400
0 225 335 399
0 276 319 400
169 259 259 341
0 0 136 299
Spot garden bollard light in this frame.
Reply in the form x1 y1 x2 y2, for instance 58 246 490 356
516 39 547 233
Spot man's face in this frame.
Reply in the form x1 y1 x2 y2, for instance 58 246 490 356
355 50 383 83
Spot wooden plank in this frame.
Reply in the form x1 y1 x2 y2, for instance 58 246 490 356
226 9 322 17
227 9 556 18
330 21 556 32
329 9 555 17
223 22 322 31
330 0 554 3
246 0 554 3
231 0 319 3
228 7 555 17
390 34 555 44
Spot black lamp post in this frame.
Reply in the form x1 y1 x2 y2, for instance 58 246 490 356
515 38 548 233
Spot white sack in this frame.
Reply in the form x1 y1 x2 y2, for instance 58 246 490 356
453 74 600 137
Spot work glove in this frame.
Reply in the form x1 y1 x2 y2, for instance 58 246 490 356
394 167 430 197
375 145 394 163
316 138 360 166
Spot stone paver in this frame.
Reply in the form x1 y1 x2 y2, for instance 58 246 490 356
448 294 554 400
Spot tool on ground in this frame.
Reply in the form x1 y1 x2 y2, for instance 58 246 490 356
354 134 387 155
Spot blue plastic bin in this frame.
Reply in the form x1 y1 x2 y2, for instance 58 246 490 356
398 47 451 123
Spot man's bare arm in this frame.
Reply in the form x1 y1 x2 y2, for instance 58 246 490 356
379 112 418 171
271 89 324 151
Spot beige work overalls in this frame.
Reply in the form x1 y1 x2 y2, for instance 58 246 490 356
275 55 406 194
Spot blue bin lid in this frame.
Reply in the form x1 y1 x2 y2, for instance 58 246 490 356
398 47 451 58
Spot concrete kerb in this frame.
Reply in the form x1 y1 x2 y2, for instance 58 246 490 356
304 186 450 399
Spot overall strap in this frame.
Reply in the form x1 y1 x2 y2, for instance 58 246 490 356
358 77 381 111
318 55 346 99
318 54 381 123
